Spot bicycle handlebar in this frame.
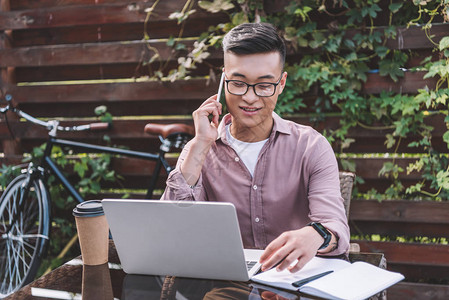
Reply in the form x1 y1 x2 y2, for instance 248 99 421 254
1 94 111 133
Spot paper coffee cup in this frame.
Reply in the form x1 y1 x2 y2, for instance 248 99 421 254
73 200 109 265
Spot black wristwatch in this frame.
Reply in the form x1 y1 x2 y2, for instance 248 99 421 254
308 222 332 250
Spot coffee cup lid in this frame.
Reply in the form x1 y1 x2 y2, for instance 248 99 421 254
73 200 104 217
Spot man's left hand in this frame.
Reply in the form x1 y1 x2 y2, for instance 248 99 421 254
259 226 327 273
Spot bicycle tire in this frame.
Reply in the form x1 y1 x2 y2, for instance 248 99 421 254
0 174 51 297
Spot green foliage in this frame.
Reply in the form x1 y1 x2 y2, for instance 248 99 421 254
157 0 449 201
0 164 22 189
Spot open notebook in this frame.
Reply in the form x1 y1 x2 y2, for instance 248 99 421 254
102 199 263 281
252 256 404 300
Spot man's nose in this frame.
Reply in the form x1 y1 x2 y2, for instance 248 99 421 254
242 86 259 104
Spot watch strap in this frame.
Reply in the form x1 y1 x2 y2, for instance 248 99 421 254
308 222 332 250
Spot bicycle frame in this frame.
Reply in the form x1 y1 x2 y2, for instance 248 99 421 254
40 136 173 202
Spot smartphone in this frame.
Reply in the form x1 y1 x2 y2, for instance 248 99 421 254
216 72 225 103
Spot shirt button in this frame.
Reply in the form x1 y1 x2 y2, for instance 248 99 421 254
235 157 240 162
253 185 258 190
255 217 260 223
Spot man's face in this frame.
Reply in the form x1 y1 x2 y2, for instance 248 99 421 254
223 51 287 141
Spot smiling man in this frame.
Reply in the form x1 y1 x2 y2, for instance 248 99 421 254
161 23 350 273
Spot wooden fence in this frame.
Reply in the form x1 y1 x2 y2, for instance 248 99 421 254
1 0 449 297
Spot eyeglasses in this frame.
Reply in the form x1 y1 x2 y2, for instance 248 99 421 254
224 75 283 97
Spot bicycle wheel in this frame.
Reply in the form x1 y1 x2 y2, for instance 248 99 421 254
0 174 50 297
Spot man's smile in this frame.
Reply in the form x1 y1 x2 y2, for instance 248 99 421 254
240 106 262 112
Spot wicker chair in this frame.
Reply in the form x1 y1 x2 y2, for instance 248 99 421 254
339 171 355 219
339 171 361 253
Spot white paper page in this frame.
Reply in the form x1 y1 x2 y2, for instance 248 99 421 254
251 257 350 291
301 261 404 300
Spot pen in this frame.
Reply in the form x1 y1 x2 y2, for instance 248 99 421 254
292 270 334 288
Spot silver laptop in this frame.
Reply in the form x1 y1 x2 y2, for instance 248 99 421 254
102 199 263 281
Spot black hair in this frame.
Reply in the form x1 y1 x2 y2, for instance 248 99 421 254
222 23 286 68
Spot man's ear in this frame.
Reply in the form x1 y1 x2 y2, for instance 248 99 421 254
277 71 288 95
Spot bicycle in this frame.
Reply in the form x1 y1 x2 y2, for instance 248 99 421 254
0 94 194 296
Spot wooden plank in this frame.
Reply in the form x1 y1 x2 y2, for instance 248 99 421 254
0 39 223 67
0 1 217 30
363 71 439 94
1 115 445 141
11 19 225 47
0 119 194 153
389 264 449 284
13 60 217 82
389 282 449 298
354 241 449 281
350 200 449 224
348 157 421 180
350 220 449 239
386 23 449 50
349 200 449 238
342 23 449 51
12 100 201 119
354 240 449 267
7 79 218 103
11 0 139 10
0 155 23 165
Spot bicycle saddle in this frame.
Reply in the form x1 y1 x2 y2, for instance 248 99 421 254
144 123 195 139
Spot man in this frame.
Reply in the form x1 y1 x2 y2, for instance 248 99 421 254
161 22 349 273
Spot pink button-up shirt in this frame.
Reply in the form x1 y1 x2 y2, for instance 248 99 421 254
161 113 350 255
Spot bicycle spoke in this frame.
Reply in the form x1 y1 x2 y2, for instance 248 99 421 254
15 223 27 282
11 226 31 272
0 175 48 296
10 241 29 283
11 242 19 290
6 240 13 293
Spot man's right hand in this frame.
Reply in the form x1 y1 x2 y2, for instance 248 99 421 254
180 95 222 186
192 95 222 144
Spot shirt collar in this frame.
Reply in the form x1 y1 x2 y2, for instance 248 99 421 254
217 111 291 142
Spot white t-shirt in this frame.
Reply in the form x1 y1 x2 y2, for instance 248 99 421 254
225 124 268 177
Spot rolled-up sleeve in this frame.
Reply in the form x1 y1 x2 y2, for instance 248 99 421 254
160 141 205 201
307 136 350 255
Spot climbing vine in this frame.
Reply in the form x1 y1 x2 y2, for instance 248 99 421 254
142 0 449 201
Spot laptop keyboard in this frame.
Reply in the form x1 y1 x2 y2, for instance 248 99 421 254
246 260 257 271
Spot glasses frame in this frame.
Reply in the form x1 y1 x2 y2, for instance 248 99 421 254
224 74 283 97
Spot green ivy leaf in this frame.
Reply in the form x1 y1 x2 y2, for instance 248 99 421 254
375 46 389 58
436 170 449 189
309 32 326 49
389 2 403 13
232 11 249 25
385 134 396 149
443 131 449 149
198 0 234 13
166 36 175 47
439 36 449 51
379 56 405 82
340 159 356 172
294 6 312 22
368 4 382 18
344 39 355 49
345 52 357 61
94 105 107 116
